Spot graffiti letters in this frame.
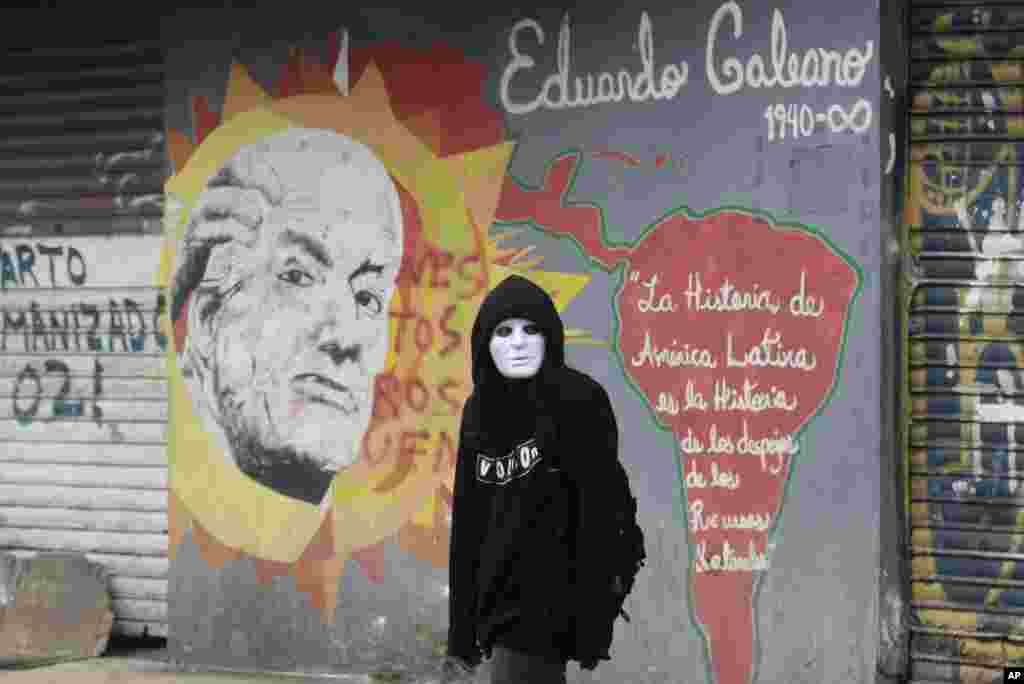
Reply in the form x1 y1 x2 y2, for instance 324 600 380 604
364 425 458 476
0 242 88 290
373 373 463 425
404 244 486 302
12 358 105 425
1 243 166 426
500 12 689 115
705 2 874 96
355 241 485 491
0 295 167 353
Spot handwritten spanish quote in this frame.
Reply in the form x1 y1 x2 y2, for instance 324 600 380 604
633 266 820 569
614 210 859 684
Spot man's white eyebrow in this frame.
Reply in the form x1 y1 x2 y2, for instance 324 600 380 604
279 229 332 267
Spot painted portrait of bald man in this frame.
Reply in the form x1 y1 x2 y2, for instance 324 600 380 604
171 128 403 506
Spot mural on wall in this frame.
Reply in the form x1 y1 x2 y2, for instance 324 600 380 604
489 4 871 681
495 154 861 684
1 238 166 434
906 30 1024 648
172 128 403 507
164 2 877 679
163 35 594 621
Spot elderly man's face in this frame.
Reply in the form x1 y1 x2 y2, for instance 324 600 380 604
206 162 400 478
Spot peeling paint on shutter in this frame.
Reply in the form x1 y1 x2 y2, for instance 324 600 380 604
906 4 1024 682
0 31 169 639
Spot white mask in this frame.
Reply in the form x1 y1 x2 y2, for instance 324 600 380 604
489 317 545 379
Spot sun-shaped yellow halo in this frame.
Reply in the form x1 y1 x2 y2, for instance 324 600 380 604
161 60 591 566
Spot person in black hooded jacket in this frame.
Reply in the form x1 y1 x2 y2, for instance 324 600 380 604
443 274 631 683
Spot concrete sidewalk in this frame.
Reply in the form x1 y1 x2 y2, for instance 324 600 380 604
0 656 446 684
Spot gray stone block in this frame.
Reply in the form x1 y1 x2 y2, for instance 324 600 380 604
0 552 114 661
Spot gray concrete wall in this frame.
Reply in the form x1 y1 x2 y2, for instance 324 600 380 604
161 3 885 682
877 1 909 681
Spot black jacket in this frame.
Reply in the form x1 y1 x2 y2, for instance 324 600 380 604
447 275 624 666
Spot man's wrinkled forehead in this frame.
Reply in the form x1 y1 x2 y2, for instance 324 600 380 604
273 163 397 238
267 194 402 271
267 202 399 257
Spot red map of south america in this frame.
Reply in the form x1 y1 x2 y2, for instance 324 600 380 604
495 151 861 684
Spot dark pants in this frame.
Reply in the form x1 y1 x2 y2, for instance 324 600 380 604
490 646 567 684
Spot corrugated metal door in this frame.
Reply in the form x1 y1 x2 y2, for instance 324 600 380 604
0 32 169 637
906 4 1024 682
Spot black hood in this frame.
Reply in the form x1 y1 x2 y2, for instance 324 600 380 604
470 274 565 388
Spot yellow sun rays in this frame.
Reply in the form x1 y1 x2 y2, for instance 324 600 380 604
162 54 595 593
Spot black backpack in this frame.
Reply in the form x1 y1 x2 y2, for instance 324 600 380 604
608 458 646 622
535 376 646 624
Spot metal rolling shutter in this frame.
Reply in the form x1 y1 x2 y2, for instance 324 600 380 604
0 31 169 638
906 4 1024 682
